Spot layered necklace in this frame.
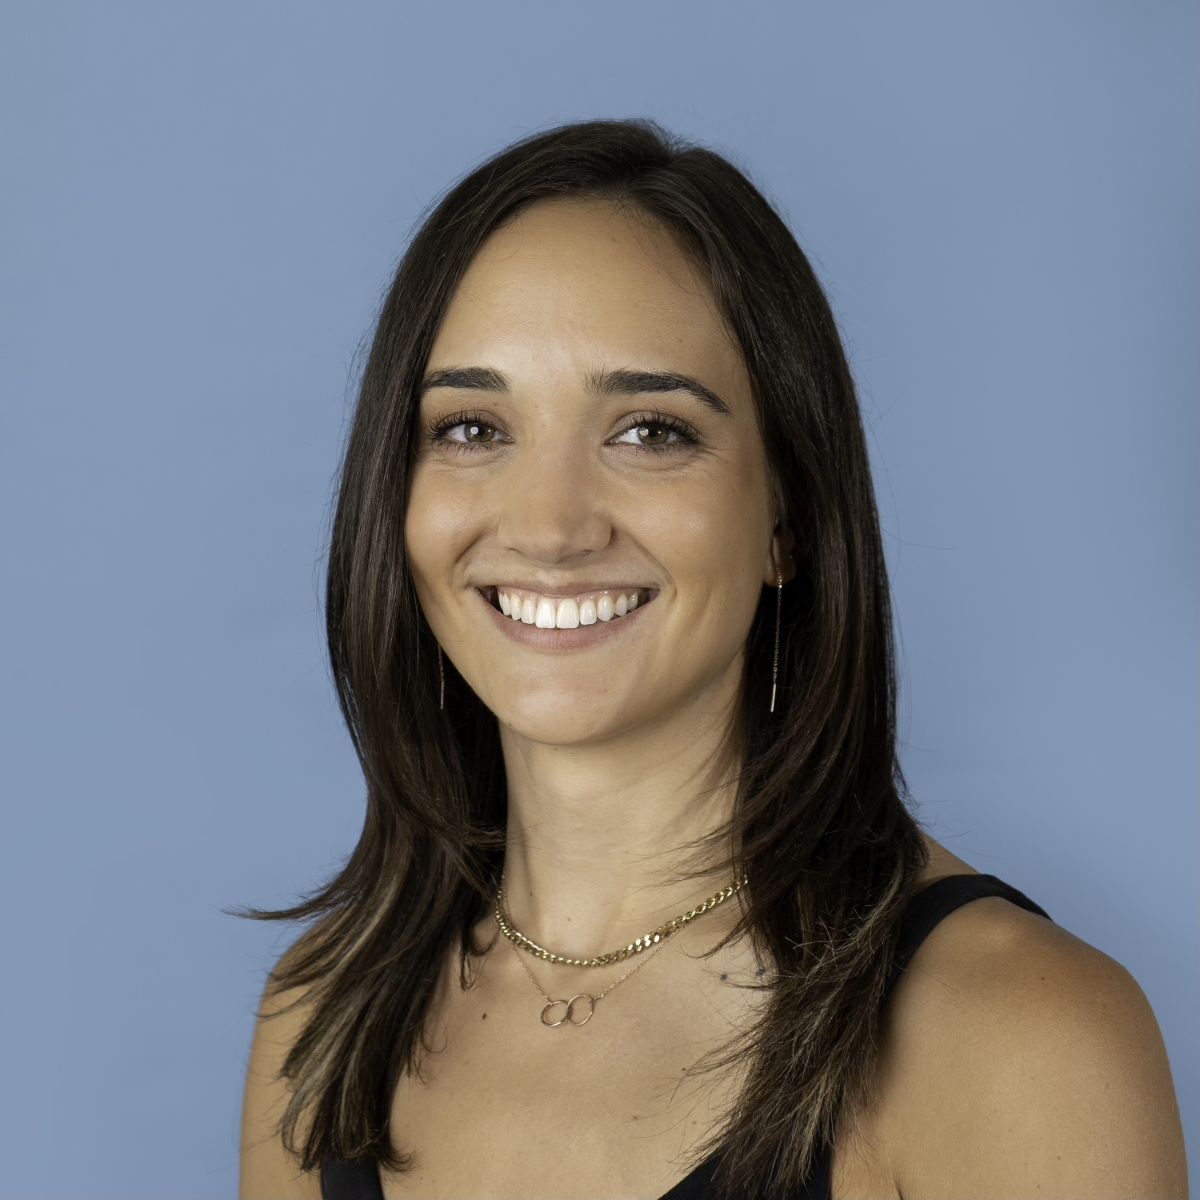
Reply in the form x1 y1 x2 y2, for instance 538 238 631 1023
493 872 749 1028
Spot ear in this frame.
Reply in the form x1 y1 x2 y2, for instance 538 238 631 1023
764 523 798 587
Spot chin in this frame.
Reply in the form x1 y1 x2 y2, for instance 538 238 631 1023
491 691 646 748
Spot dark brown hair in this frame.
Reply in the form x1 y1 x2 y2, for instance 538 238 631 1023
232 116 930 1199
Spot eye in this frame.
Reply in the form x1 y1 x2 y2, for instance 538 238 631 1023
611 411 700 454
424 412 509 452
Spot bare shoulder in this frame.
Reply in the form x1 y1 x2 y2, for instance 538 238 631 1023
239 948 325 1200
873 896 1188 1199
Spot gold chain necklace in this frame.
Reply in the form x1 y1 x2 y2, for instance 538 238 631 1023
494 872 749 967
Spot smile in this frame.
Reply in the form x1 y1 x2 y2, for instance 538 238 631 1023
489 584 655 628
475 585 659 650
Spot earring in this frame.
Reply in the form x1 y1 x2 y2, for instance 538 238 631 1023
769 569 783 714
437 645 445 712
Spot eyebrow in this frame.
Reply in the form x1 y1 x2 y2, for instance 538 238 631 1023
417 365 732 416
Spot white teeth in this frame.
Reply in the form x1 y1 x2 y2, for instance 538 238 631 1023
492 588 652 628
492 587 649 629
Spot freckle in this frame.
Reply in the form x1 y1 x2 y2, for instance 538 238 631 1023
481 1012 487 1019
720 973 728 981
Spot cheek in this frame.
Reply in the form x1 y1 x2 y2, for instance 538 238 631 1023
636 464 771 587
404 471 473 597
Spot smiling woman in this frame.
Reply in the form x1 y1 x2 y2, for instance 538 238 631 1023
235 119 1187 1200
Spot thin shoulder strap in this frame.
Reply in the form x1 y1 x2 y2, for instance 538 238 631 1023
884 872 1052 1001
320 1156 382 1200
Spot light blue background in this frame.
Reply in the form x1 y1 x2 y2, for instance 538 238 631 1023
2 2 1194 1196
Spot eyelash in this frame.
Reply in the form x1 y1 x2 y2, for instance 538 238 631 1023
422 408 701 456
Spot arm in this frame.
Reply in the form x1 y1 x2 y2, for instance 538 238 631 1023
239 960 325 1200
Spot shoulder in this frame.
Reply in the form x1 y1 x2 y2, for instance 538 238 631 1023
872 895 1188 1198
239 948 325 1199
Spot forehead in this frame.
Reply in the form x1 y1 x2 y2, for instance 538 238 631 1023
428 198 750 398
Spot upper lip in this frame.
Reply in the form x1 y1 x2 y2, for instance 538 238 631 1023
477 581 658 599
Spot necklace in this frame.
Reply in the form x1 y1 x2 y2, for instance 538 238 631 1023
505 931 670 1027
494 872 749 967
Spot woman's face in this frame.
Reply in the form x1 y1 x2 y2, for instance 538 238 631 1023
405 197 779 747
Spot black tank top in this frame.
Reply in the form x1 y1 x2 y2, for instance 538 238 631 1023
320 872 1052 1200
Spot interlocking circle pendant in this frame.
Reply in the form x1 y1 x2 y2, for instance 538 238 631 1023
540 993 596 1027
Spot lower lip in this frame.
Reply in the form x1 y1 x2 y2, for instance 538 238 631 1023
475 588 657 651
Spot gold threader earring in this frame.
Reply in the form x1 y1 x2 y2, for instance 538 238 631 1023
437 645 445 712
769 568 783 714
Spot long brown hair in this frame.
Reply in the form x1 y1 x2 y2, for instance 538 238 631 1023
231 116 930 1199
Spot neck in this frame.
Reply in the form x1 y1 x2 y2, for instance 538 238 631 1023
494 700 746 958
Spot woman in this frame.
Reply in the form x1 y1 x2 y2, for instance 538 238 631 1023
238 119 1187 1199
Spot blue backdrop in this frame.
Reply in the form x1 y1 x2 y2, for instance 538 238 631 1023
1 2 1194 1195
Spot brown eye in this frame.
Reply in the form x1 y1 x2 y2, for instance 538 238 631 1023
425 413 509 451
635 423 672 447
611 411 699 454
462 421 496 443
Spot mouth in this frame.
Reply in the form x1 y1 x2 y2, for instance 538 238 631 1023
470 580 657 648
479 584 659 629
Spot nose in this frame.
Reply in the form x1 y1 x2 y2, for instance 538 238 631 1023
494 439 613 564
